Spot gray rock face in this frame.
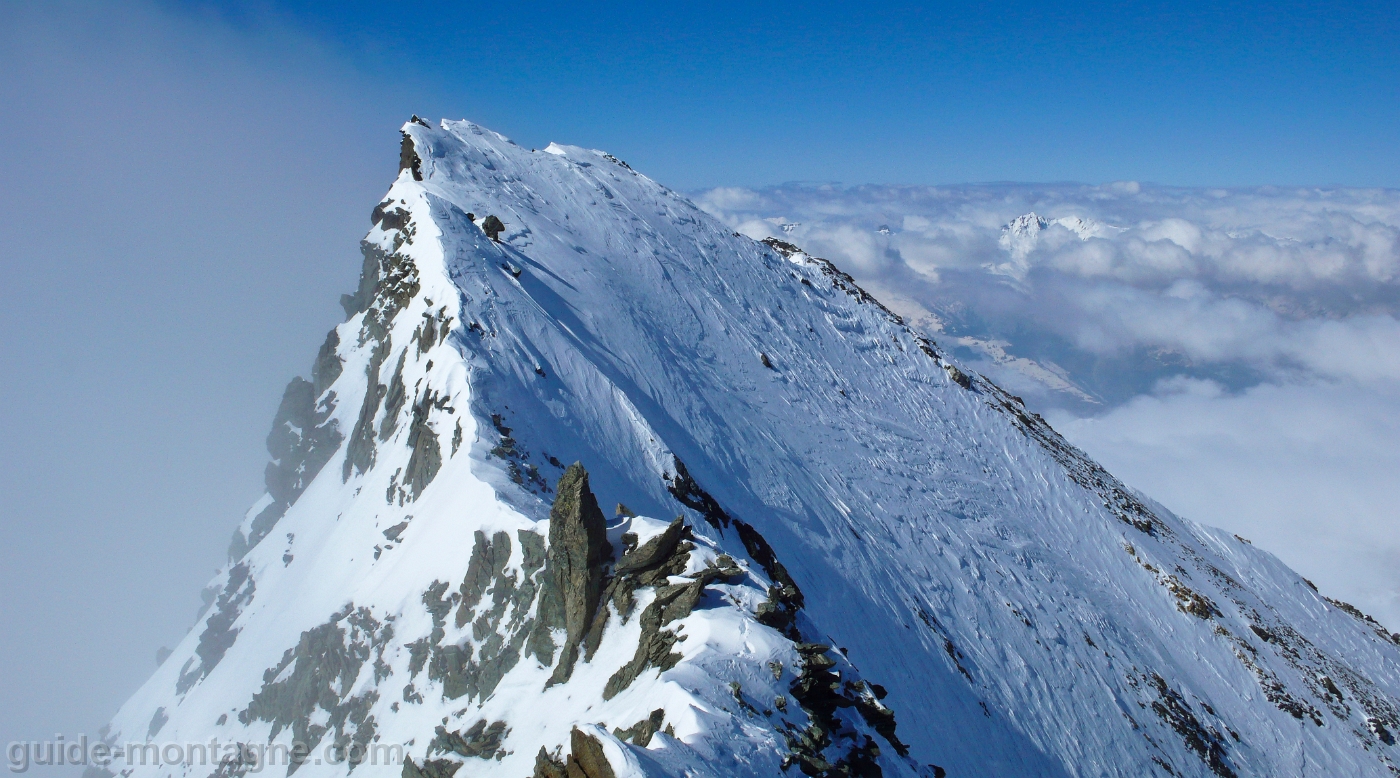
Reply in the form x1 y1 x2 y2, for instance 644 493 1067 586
401 757 459 778
613 518 685 575
565 728 616 778
399 131 423 181
429 719 508 760
529 729 615 778
312 329 344 396
177 562 255 693
239 606 391 775
146 707 167 739
612 709 665 747
340 242 381 318
378 351 408 441
456 531 511 626
241 375 344 555
665 457 730 529
602 554 740 701
534 464 611 684
402 392 442 499
531 747 567 778
342 339 390 482
944 362 972 389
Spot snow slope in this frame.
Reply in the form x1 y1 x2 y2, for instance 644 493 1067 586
98 119 1400 778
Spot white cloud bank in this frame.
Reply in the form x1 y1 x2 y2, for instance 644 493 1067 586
697 182 1400 629
1048 378 1400 631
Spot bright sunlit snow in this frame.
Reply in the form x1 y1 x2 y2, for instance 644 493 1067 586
100 120 1400 778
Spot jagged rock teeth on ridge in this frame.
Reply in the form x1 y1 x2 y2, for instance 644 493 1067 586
399 128 423 181
564 727 616 778
533 463 611 684
613 517 684 574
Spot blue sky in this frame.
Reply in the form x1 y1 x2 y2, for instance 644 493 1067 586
190 0 1400 188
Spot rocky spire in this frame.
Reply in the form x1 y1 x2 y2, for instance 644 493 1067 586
533 463 611 684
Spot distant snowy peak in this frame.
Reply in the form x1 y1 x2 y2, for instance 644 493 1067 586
1002 211 1117 240
996 211 1122 271
1003 212 1051 237
1056 214 1120 240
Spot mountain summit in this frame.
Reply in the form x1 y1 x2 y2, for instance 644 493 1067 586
99 120 1400 777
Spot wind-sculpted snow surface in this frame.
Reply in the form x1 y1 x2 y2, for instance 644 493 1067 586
99 120 1400 778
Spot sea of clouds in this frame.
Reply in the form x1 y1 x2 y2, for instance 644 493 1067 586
697 183 1400 630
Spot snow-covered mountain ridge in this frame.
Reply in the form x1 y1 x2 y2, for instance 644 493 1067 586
99 118 1400 778
993 212 1123 279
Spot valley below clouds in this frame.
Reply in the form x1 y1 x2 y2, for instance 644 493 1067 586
698 182 1400 629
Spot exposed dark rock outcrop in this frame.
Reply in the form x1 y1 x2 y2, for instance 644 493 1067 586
665 457 805 639
430 719 508 760
943 363 971 389
379 351 408 441
370 197 393 227
177 562 255 693
457 531 513 627
378 207 411 232
206 744 260 778
782 643 892 776
355 233 421 348
146 707 167 739
339 230 423 489
239 605 392 774
415 306 453 356
312 329 344 395
565 728 616 778
1147 674 1237 778
230 374 343 561
343 339 391 482
613 709 665 747
416 529 548 706
488 414 548 493
614 518 686 576
401 757 460 778
402 391 443 499
665 457 730 529
341 242 382 318
531 747 567 778
425 595 530 703
602 553 741 700
532 464 611 684
733 519 805 640
654 462 923 772
400 131 423 181
482 215 505 241
529 729 616 778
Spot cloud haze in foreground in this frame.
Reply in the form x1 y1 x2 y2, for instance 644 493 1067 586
0 0 402 758
698 183 1400 633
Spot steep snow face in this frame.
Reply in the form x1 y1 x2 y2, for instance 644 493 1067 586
102 120 1400 778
